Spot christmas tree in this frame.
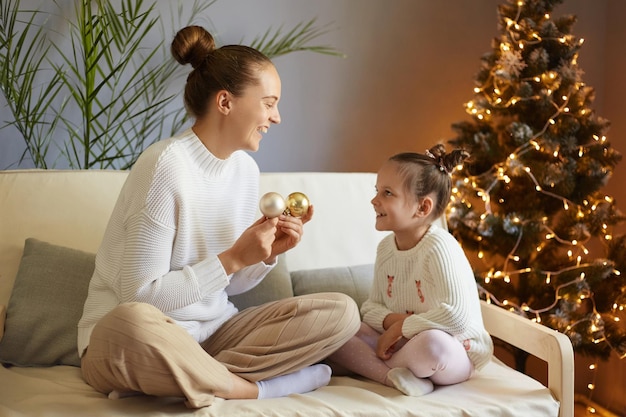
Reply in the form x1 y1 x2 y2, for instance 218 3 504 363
447 0 626 360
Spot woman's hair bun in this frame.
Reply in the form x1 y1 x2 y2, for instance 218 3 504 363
171 25 216 69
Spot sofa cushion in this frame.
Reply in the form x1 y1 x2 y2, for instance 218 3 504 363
291 264 374 309
0 238 95 367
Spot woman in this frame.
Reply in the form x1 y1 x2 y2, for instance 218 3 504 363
77 25 360 408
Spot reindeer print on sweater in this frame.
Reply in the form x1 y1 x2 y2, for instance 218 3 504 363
415 280 425 303
386 275 394 297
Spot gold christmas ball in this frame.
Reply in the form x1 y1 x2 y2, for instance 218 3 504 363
259 192 286 218
285 192 310 218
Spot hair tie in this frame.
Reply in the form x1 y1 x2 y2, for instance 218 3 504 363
425 149 448 173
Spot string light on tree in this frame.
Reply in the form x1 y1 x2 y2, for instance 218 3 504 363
446 0 626 380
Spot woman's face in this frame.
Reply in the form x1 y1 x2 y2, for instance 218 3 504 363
371 161 420 234
227 64 282 153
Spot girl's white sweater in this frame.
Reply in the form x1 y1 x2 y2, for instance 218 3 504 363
361 225 493 370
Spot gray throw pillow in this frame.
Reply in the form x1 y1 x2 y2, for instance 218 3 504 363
0 238 95 367
291 264 374 309
229 254 293 310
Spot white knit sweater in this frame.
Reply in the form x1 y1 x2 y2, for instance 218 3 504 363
77 129 274 356
361 225 493 370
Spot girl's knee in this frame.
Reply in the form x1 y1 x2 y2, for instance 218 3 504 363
404 330 463 368
415 329 456 353
408 330 472 385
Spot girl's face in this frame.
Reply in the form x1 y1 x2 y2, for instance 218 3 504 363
227 64 282 153
371 161 421 234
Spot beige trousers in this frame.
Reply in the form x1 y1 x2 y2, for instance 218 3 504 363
80 292 359 408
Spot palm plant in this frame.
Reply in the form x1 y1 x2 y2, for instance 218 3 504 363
0 0 341 169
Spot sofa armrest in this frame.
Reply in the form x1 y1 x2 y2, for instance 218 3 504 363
480 300 574 417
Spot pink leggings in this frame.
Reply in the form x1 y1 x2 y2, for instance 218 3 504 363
327 322 473 386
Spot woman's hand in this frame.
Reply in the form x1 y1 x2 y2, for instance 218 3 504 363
266 205 315 262
219 216 278 275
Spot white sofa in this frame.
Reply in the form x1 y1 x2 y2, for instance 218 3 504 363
0 169 574 417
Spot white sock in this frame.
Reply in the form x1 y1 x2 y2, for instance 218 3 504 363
386 368 434 397
256 364 332 399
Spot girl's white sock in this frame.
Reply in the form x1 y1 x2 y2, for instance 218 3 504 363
256 364 332 399
386 367 434 397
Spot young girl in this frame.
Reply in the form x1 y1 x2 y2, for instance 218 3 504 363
327 145 493 396
77 26 360 407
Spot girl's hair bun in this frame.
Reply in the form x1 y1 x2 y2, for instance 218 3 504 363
426 144 470 174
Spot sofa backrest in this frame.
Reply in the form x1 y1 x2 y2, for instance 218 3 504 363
258 172 391 271
0 170 128 307
0 169 446 308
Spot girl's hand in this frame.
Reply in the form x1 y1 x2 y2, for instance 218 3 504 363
383 312 412 330
266 205 315 261
376 320 405 360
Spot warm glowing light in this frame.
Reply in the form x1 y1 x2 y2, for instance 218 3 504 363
450 7 623 363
